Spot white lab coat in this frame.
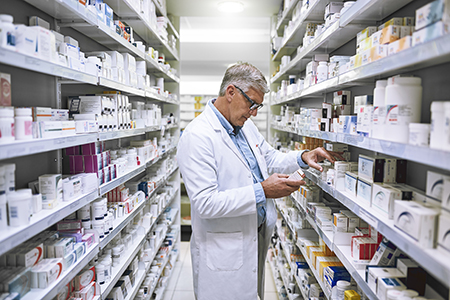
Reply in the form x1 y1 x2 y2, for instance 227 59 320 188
177 103 300 300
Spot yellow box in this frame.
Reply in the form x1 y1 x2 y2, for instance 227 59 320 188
194 103 202 110
357 26 377 44
345 290 361 300
370 30 382 46
307 246 322 259
380 25 400 44
310 250 334 269
383 17 403 28
357 37 372 53
403 17 415 26
194 96 202 102
370 45 387 62
361 49 372 65
319 260 343 279
388 36 412 56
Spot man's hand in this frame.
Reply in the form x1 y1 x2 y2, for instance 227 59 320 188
261 173 305 199
301 147 345 172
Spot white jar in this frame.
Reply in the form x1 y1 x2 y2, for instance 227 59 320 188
100 257 112 281
443 102 450 150
32 193 42 214
0 15 15 49
387 290 404 300
402 290 419 298
7 190 32 227
102 197 108 217
91 200 104 220
332 280 351 300
92 218 105 238
372 80 388 139
4 163 15 194
0 107 14 144
107 211 113 231
384 76 422 143
81 219 91 229
95 263 105 285
14 108 32 140
317 61 328 83
430 101 446 149
408 123 430 146
112 246 122 265
326 169 335 186
78 204 90 221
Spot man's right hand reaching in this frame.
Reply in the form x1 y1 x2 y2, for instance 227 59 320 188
261 173 304 199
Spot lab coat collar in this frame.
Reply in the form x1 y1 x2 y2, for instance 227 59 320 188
204 101 250 171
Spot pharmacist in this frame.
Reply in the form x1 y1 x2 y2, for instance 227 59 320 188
177 62 342 300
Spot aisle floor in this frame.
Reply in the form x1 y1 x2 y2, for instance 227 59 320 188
162 242 279 300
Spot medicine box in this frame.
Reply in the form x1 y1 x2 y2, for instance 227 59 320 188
357 177 372 205
334 104 352 116
356 105 373 135
39 174 63 202
64 249 77 270
333 90 352 105
412 21 448 47
322 103 333 118
438 211 450 253
36 258 64 288
388 36 412 56
372 184 399 218
74 265 96 291
396 258 426 294
415 0 449 30
325 143 348 152
377 277 406 300
5 267 32 298
367 267 405 293
357 27 377 44
426 170 450 201
380 25 400 44
339 115 357 134
15 243 44 267
394 200 439 248
370 239 397 266
32 107 52 122
354 95 373 113
359 155 385 182
62 177 82 201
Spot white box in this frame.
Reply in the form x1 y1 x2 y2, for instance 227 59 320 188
62 177 82 201
345 171 358 196
357 178 372 205
415 0 450 30
367 267 405 293
356 105 373 135
370 240 397 266
36 258 64 289
394 200 439 248
39 174 63 202
412 21 448 47
438 211 450 252
354 95 373 113
106 51 124 69
15 25 37 56
359 155 385 182
339 115 357 134
442 178 450 210
427 171 450 201
372 183 399 219
16 243 44 267
377 277 406 300
30 26 53 62
54 238 74 258
123 53 136 72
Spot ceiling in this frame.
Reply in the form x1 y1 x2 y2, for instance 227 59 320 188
166 0 281 95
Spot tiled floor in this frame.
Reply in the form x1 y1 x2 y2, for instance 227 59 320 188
162 242 279 300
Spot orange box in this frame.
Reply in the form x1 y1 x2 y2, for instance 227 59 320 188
380 25 400 44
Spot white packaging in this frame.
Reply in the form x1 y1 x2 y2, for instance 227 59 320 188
54 238 74 258
14 25 37 56
30 26 54 62
394 200 439 248
357 178 372 205
409 123 430 146
383 158 397 184
438 211 450 252
430 101 447 150
356 105 373 135
377 277 406 300
36 258 64 288
426 170 450 201
344 171 358 196
317 62 328 83
62 177 82 201
368 267 405 293
123 53 136 72
372 184 399 219
7 190 32 227
339 115 357 134
372 80 388 139
39 174 62 202
442 178 450 211
370 240 397 266
289 168 305 180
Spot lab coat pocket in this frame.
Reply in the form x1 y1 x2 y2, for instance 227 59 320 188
206 231 243 271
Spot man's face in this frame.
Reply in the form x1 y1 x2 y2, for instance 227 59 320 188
229 86 264 127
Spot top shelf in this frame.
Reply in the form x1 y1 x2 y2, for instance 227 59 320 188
275 0 301 33
151 0 180 39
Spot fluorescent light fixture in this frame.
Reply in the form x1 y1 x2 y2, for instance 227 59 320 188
218 1 244 13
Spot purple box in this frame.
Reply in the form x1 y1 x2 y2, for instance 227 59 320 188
65 146 80 156
83 154 102 173
69 155 85 174
59 232 83 243
81 142 102 155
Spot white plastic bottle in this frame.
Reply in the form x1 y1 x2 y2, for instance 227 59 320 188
384 76 422 143
0 14 16 49
4 163 15 194
0 107 15 144
409 123 430 146
372 80 388 139
430 101 447 150
317 61 328 83
7 190 32 227
95 263 105 285
332 280 351 300
14 107 33 140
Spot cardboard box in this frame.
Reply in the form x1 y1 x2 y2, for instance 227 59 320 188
370 239 397 266
370 45 387 62
367 267 405 293
438 211 450 253
357 26 378 44
0 73 12 106
339 115 357 134
39 174 63 202
394 200 439 248
333 90 352 105
359 155 385 182
377 277 406 300
372 184 399 219
380 25 400 44
388 36 412 56
357 177 373 205
426 170 450 201
354 95 374 114
415 0 450 30
412 21 448 47
345 172 358 196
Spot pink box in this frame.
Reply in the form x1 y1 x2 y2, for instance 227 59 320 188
65 146 80 155
81 142 102 155
82 233 95 248
69 155 85 174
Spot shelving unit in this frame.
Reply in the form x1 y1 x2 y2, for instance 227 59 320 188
270 1 450 299
0 1 181 299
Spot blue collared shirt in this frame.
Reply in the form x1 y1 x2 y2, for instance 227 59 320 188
209 100 308 228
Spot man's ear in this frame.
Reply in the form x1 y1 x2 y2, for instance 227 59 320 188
225 85 235 103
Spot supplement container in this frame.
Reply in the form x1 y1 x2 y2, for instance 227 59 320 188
409 123 430 146
112 246 122 266
384 76 422 143
81 219 91 229
7 190 32 226
100 256 112 281
4 163 14 194
107 211 114 230
78 204 91 221
443 102 450 151
95 263 105 285
332 280 351 300
92 218 105 238
372 80 388 139
91 200 104 219
14 107 32 140
430 101 446 149
0 107 14 144
387 290 404 300
0 15 15 49
317 61 328 83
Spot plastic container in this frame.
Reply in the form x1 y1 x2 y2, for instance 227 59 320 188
112 246 122 266
14 108 32 140
7 190 31 226
430 101 446 149
372 80 388 139
384 76 422 143
95 263 105 285
387 290 404 300
100 256 112 281
0 15 16 49
443 102 450 150
409 123 430 146
332 280 351 300
81 219 91 229
92 218 105 238
0 107 15 144
91 200 104 219
32 193 42 214
402 290 419 298
4 163 15 194
78 204 91 221
317 61 328 83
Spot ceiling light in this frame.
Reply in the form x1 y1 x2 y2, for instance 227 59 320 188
218 1 244 13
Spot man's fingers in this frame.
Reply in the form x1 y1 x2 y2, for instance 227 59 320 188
309 161 323 172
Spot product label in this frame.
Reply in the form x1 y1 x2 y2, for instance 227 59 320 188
386 105 398 124
25 120 32 135
387 104 415 126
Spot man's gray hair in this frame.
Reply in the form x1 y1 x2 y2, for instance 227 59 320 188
218 62 269 96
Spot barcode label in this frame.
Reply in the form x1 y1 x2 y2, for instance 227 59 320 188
10 206 18 219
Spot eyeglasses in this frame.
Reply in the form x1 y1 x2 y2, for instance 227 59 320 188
233 85 264 111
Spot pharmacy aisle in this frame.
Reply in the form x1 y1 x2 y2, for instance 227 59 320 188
0 0 181 299
269 0 450 300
